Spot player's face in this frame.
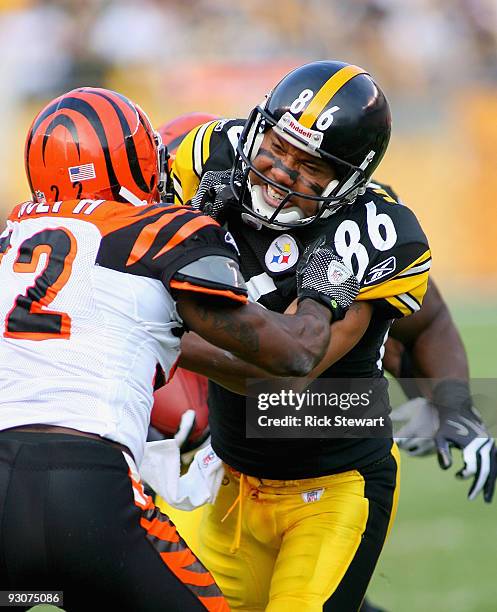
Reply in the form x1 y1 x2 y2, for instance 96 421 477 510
250 129 336 218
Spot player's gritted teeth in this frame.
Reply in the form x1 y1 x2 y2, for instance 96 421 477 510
264 184 289 208
250 134 336 218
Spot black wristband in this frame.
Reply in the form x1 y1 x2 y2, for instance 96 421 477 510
297 291 345 322
432 379 472 415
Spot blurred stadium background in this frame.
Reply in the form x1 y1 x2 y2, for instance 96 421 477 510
0 1 496 610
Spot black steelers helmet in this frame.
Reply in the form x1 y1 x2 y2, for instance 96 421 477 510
231 60 391 229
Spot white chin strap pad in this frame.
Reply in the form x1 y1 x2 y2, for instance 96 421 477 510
250 185 304 226
119 186 147 207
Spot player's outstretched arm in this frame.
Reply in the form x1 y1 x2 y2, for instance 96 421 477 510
177 236 362 389
389 279 468 379
176 234 360 379
177 294 331 377
179 301 372 395
389 279 497 503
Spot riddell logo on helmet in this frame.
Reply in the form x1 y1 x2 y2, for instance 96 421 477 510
277 113 323 149
287 119 313 140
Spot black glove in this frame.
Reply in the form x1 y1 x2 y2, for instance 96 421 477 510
296 236 360 321
190 170 239 224
433 379 497 503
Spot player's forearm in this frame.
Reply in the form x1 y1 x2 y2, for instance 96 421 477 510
259 298 332 374
390 279 469 381
179 332 270 395
222 298 332 376
180 300 372 395
178 295 331 377
410 305 469 381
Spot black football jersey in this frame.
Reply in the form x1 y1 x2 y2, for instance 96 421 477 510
172 119 431 477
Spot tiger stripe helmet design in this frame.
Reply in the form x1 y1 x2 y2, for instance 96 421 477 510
25 87 166 206
231 60 392 229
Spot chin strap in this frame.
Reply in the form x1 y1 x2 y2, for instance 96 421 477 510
119 186 147 207
247 183 349 228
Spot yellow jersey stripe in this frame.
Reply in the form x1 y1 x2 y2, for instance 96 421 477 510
386 443 401 539
299 65 367 128
398 249 431 275
384 295 413 316
202 121 218 166
193 122 213 178
172 125 204 204
357 269 429 302
371 187 396 204
172 175 183 204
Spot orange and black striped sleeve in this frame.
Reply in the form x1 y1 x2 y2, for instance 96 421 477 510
97 204 247 303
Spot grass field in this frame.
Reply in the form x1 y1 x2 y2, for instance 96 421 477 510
368 302 497 612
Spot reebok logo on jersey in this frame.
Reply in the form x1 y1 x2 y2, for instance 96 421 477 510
214 119 228 131
301 488 324 503
364 256 396 285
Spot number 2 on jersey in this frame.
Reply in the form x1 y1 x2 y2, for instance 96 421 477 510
4 228 76 340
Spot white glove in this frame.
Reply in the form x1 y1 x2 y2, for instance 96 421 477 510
392 397 439 456
139 439 224 511
174 409 211 467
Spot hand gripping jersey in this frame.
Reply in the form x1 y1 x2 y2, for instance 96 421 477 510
172 119 431 477
0 199 246 465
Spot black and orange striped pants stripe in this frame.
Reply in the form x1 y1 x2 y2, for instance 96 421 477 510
0 430 228 612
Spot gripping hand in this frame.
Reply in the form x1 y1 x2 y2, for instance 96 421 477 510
190 170 239 224
297 237 359 321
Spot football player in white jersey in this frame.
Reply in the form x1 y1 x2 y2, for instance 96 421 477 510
0 87 360 612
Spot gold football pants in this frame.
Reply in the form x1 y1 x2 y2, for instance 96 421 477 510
193 444 400 612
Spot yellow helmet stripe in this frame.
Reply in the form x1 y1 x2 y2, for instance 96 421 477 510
299 65 368 129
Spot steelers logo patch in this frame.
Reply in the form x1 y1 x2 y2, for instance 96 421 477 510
265 234 299 273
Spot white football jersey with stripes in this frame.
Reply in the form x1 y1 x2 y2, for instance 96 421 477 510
0 199 244 464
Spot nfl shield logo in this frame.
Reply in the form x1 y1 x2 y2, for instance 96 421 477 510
301 488 324 503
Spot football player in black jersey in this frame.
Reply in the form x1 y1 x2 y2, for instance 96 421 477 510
160 89 496 611
166 60 431 611
161 110 496 510
163 63 495 609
